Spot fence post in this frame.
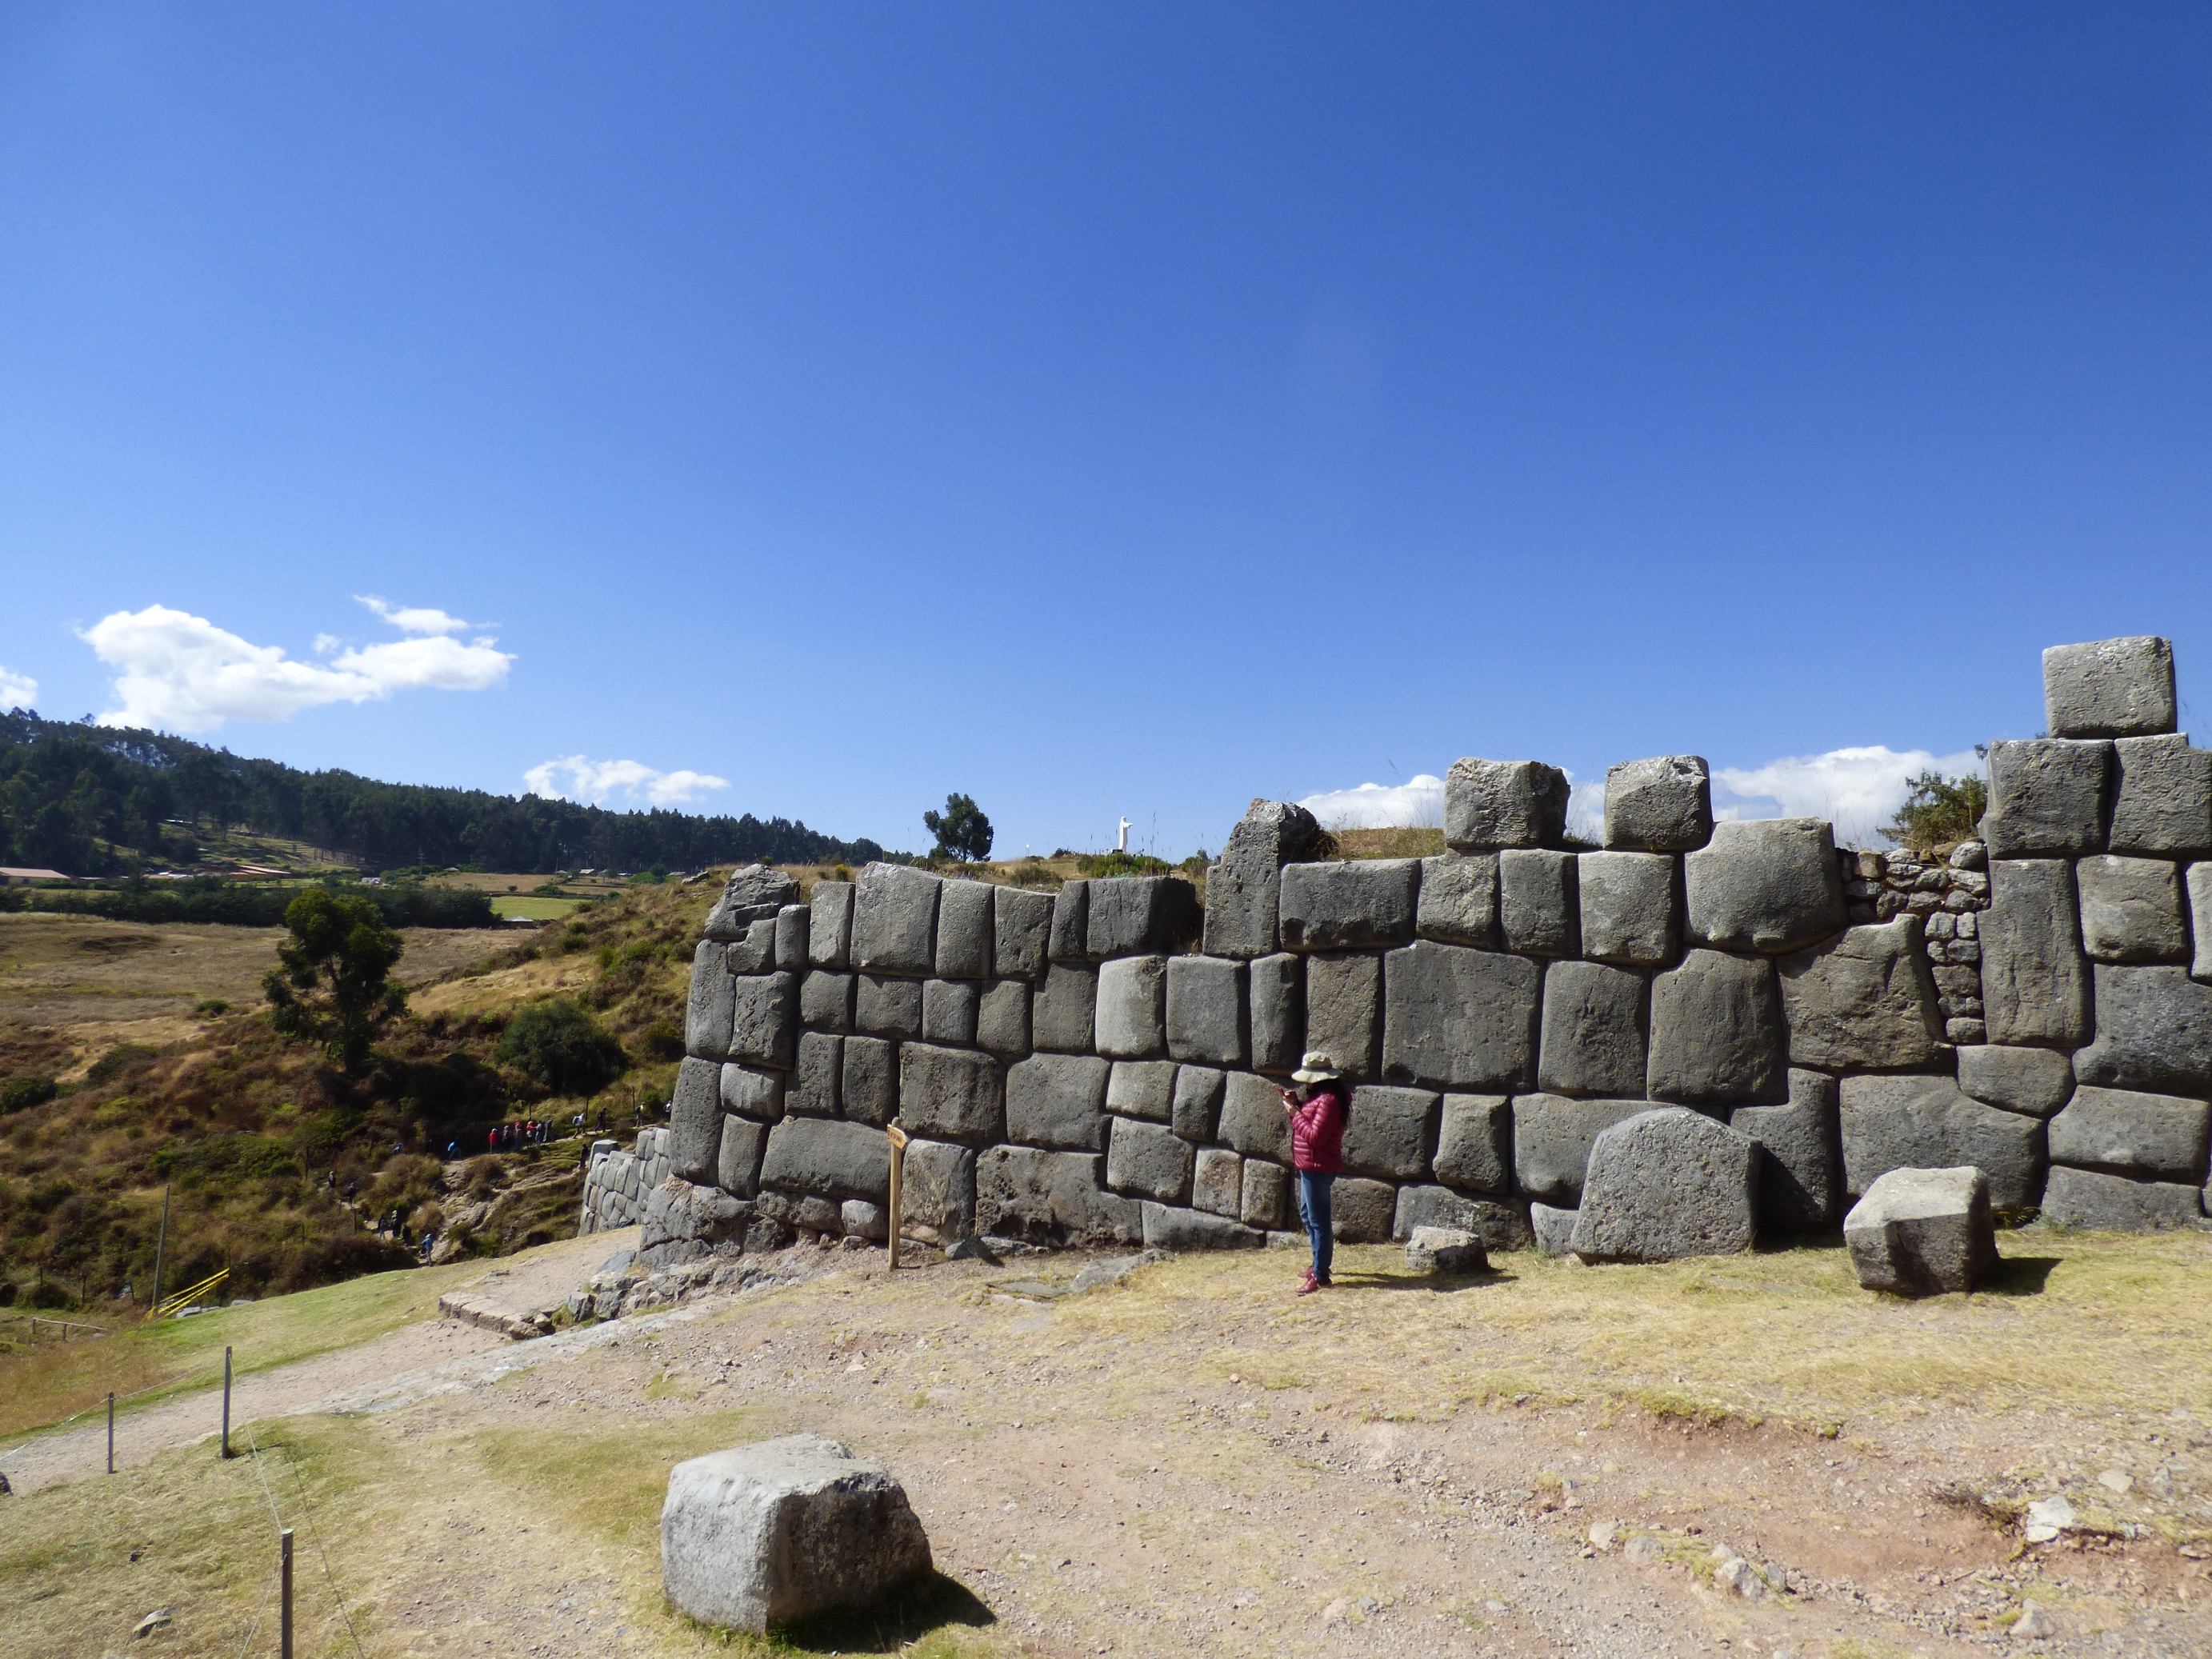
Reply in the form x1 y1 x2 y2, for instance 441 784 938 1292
279 1527 294 1659
148 1184 171 1322
885 1124 909 1270
221 1347 232 1458
107 1393 115 1475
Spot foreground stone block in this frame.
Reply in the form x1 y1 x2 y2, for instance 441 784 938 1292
898 1138 976 1243
662 1434 930 1634
933 879 994 979
1406 1226 1489 1274
897 1044 1005 1145
1956 1044 2075 1118
1241 1158 1293 1228
1192 1147 1242 1216
1538 961 1647 1097
686 942 737 1060
642 1177 753 1255
2109 734 2212 856
974 980 1030 1057
1838 1075 2045 1212
1842 1167 1997 1297
840 1035 894 1128
808 881 854 969
1106 1116 1194 1203
1004 1053 1110 1151
720 1061 788 1125
850 864 940 975
1095 955 1168 1058
1086 875 1202 957
976 1146 1139 1244
1048 880 1090 961
1202 800 1324 958
1500 849 1580 957
2048 1085 2210 1181
992 886 1054 981
729 973 799 1069
1568 1109 1758 1262
2073 964 2212 1097
1278 858 1419 950
2194 864 2212 981
2041 1165 2206 1231
855 973 922 1041
2077 855 2189 963
1106 1058 1176 1121
1729 1070 1842 1231
1330 1177 1399 1242
1166 956 1246 1065
1432 1093 1512 1194
1982 739 2113 857
1512 1094 1654 1205
2044 635 2176 739
1380 941 1540 1090
1031 962 1098 1053
727 917 778 976
1218 1071 1294 1163
800 970 855 1033
702 865 802 942
1140 1201 1263 1250
1171 1065 1225 1142
760 1118 892 1203
1246 953 1304 1073
1530 1202 1578 1256
1684 819 1846 955
919 978 978 1046
1415 853 1499 947
1982 859 2091 1046
1342 1085 1438 1180
774 905 810 973
670 1057 725 1181
1578 851 1678 966
1392 1183 1533 1249
718 1117 768 1198
1776 916 1943 1070
1646 949 1786 1105
1603 755 1713 851
1306 952 1382 1078
1445 758 1570 850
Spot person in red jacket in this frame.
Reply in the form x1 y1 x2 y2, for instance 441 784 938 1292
1278 1051 1348 1296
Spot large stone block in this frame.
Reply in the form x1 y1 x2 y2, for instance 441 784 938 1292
1247 953 1304 1072
1086 876 1202 957
2194 863 2212 981
1842 1167 1997 1297
662 1434 930 1635
1433 1093 1512 1193
1106 1059 1176 1122
1538 961 1647 1097
671 1057 725 1180
1048 880 1090 961
702 865 801 942
1390 1184 1532 1249
1306 952 1382 1078
774 905 810 973
899 1137 977 1243
897 1043 1003 1145
855 973 922 1041
1776 916 1943 1069
1414 853 1498 947
977 1146 1140 1245
1982 859 2091 1046
759 1117 892 1203
974 980 1030 1057
800 970 854 1033
1646 949 1786 1105
1218 1069 1293 1162
1957 1043 2074 1118
721 1061 788 1125
686 941 737 1060
727 917 778 975
993 886 1054 981
841 1035 895 1128
1171 1065 1225 1142
1342 1085 1438 1180
2041 1165 2206 1231
2048 1085 2210 1181
1140 1201 1264 1251
1500 849 1580 957
2074 963 2212 1096
1982 739 2114 857
849 864 940 975
790 1033 840 1119
2044 635 2177 739
1192 1147 1242 1216
716 1116 768 1198
1380 941 1540 1090
1004 1053 1110 1151
1165 956 1245 1066
1107 1117 1193 1203
1838 1074 2045 1212
1578 851 1678 967
1241 1158 1293 1229
1032 963 1098 1053
2077 855 2189 963
1445 758 1570 851
933 879 994 979
919 979 978 1046
1511 1094 1655 1204
1202 800 1325 958
807 881 854 969
1278 859 1419 950
1568 1109 1758 1262
1330 1177 1398 1242
1095 954 1168 1059
1729 1069 1842 1231
1684 819 1846 954
728 973 798 1069
1602 755 1713 852
2109 734 2212 856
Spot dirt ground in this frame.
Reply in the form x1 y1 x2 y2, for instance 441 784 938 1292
6 1226 2209 1659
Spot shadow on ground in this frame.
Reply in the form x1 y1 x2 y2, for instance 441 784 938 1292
775 1570 997 1654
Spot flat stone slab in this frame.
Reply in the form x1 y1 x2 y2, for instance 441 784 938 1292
2041 1165 2206 1231
1842 1166 1997 1297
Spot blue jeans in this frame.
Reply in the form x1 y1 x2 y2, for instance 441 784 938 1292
1298 1171 1335 1281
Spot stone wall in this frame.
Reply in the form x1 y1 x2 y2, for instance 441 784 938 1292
638 634 2212 1261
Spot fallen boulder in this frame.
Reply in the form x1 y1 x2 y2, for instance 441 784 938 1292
1404 1225 1488 1274
1567 1108 1758 1262
1842 1166 1998 1297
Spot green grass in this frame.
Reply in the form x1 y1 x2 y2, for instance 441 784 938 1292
491 894 586 920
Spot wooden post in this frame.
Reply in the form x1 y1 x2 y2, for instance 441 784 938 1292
221 1347 232 1458
279 1527 294 1659
885 1124 909 1270
106 1393 114 1475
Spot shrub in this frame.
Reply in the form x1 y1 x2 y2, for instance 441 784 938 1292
1883 767 1990 856
0 1074 58 1115
497 997 628 1096
1076 850 1174 878
85 1045 159 1085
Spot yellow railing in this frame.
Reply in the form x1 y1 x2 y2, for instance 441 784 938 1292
150 1268 229 1321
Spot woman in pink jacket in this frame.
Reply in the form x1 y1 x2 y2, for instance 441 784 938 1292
1278 1051 1348 1296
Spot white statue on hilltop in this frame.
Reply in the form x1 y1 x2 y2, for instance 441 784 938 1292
1117 817 1132 853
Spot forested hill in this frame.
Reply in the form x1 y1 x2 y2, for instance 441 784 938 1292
0 711 885 876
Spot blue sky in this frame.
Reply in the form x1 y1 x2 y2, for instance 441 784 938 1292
3 5 2208 857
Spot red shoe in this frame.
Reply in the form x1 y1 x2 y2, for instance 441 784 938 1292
1297 1269 1321 1296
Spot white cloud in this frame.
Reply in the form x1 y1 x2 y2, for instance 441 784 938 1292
0 665 36 709
80 602 514 733
1297 774 1444 830
1714 746 1984 846
354 595 475 636
524 755 730 807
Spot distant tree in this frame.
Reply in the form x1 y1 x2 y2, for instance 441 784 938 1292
262 889 406 1072
498 997 628 1096
923 794 994 863
1882 765 1989 856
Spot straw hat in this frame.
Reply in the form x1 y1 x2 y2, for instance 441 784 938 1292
1290 1051 1341 1084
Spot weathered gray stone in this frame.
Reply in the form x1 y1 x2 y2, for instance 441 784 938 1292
2048 1085 2210 1180
2044 635 2177 739
670 1057 725 1180
641 1177 753 1255
717 1117 768 1197
1192 1146 1242 1216
728 917 779 975
933 879 994 979
840 1198 889 1241
1202 800 1325 959
686 942 737 1060
1602 755 1713 852
1415 853 1498 947
1433 1093 1512 1194
1578 851 1678 967
1032 962 1098 1053
1729 1069 1842 1231
1331 1177 1398 1242
1341 1085 1438 1181
2074 963 2212 1096
1538 961 1647 1097
1004 1053 1110 1151
1957 1044 2074 1118
1218 1070 1293 1162
898 1137 977 1243
1380 941 1541 1090
702 865 802 942
1278 859 1419 950
1247 953 1303 1072
993 886 1054 981
840 1034 894 1127
720 1061 788 1124
1095 955 1167 1059
1048 880 1090 961
1107 1117 1194 1203
1445 758 1570 851
1842 1166 1997 1297
1838 1074 2045 1211
1982 859 2091 1046
1106 1059 1176 1122
728 973 798 1069
976 1146 1140 1244
919 979 978 1046
1306 952 1382 1078
1140 1201 1263 1250
1647 949 1786 1105
2041 1165 2206 1231
800 970 854 1033
849 864 940 975
1087 876 1202 957
754 1190 842 1236
774 905 810 973
974 980 1030 1057
1775 916 1943 1069
2194 863 2212 982
1171 1065 1224 1142
1406 1226 1489 1274
789 1033 841 1118
1500 849 1580 957
1684 819 1846 955
759 1117 892 1202
1166 956 1246 1065
661 1433 930 1635
1512 1095 1657 1204
807 881 854 969
2077 855 2189 963
1530 1201 1578 1256
2109 734 2212 856
897 1043 1003 1145
1568 1109 1758 1262
854 973 922 1041
1983 739 2114 857
1392 1182 1533 1249
1241 1158 1293 1228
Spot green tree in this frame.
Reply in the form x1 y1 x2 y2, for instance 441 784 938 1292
498 997 628 1095
262 889 406 1071
922 793 994 863
1882 765 1990 856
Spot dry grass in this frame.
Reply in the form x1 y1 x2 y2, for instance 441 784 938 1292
1329 826 1447 861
